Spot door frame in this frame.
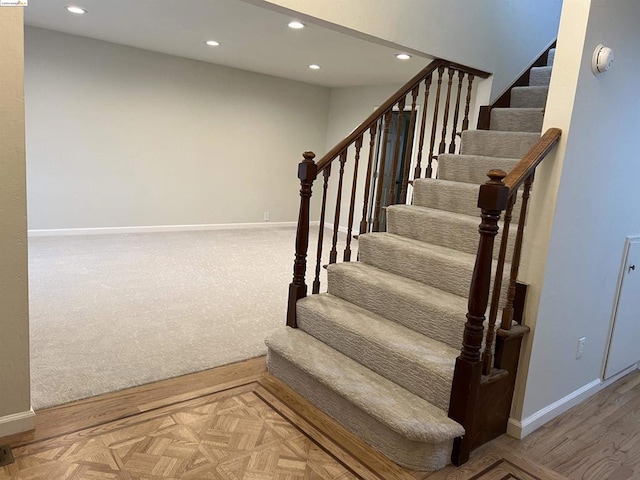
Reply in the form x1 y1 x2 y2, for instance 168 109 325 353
602 235 640 379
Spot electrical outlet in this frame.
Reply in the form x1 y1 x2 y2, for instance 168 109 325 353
263 211 270 221
576 337 586 359
0 445 14 466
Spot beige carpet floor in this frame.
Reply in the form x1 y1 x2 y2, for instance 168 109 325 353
28 225 350 409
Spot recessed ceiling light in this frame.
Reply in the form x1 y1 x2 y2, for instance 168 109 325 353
308 64 321 70
205 40 220 47
66 5 86 14
288 21 305 29
396 53 411 60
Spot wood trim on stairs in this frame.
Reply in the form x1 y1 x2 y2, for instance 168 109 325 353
259 373 422 480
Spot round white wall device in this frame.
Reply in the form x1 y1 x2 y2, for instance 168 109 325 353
592 44 614 75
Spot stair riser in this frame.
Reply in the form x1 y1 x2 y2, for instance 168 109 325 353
413 180 479 217
412 180 523 220
328 265 467 350
360 235 470 297
490 109 544 133
529 66 552 87
267 350 455 471
387 206 516 261
460 131 540 159
358 234 511 305
437 155 519 185
297 300 454 410
510 87 549 108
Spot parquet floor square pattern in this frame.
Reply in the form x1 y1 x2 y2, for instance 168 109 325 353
12 357 638 479
0 387 357 480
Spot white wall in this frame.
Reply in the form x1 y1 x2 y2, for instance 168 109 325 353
318 85 400 254
25 27 330 230
0 8 34 436
511 0 640 433
325 85 401 150
258 0 561 100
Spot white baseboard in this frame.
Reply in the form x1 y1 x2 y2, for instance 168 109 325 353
321 223 352 235
0 408 35 437
508 364 637 438
28 221 314 237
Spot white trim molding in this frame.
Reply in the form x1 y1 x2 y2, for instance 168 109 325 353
508 364 637 439
322 223 350 235
28 221 314 237
0 408 35 437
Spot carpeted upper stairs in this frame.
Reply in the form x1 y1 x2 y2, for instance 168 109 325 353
266 49 555 471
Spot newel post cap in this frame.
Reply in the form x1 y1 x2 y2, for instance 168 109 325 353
298 151 317 181
486 169 507 184
478 169 509 211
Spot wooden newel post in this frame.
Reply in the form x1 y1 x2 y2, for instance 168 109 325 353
287 151 318 328
449 169 509 465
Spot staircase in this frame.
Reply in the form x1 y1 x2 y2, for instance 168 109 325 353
266 50 558 472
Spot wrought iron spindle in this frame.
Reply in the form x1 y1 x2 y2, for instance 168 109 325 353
359 124 378 235
501 175 534 329
449 71 465 154
426 66 445 178
373 110 392 232
329 150 348 264
414 75 433 180
312 165 331 294
344 137 363 261
482 194 516 375
439 68 455 154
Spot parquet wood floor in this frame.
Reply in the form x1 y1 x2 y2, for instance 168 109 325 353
0 384 359 480
1 357 638 480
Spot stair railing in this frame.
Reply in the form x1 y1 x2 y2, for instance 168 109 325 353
287 59 490 327
449 127 562 464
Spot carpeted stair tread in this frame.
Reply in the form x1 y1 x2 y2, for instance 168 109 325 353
327 261 468 350
460 130 540 159
437 154 520 185
529 66 552 87
359 232 510 300
490 108 544 133
296 293 457 410
267 341 459 471
387 204 516 260
413 178 522 219
547 48 556 66
265 328 465 443
510 86 549 108
412 178 479 217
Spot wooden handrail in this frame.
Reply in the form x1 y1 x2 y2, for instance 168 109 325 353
315 59 490 172
504 128 562 193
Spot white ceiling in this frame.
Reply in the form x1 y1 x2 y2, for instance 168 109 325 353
24 0 431 88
